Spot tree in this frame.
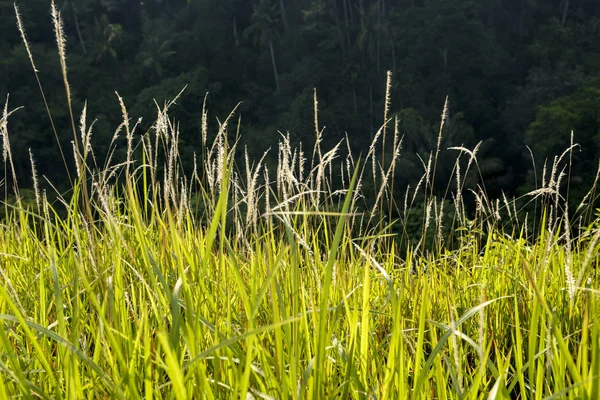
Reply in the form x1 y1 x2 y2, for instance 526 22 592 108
100 0 141 37
86 15 122 64
137 21 176 82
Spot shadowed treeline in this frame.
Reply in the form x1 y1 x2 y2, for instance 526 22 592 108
0 0 599 206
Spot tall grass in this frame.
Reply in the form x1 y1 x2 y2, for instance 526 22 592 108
0 3 599 398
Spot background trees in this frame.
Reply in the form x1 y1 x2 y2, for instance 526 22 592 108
1 0 599 207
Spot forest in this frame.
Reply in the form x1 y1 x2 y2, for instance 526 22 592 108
1 0 600 206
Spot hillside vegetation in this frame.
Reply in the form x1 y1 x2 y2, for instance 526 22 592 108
1 0 600 199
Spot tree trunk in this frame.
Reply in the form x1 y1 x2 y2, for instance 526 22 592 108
74 16 86 53
342 0 352 55
233 15 239 45
377 0 382 71
269 40 281 94
332 0 346 57
68 0 86 53
518 0 527 38
440 48 448 69
359 0 365 29
369 83 374 139
391 39 396 73
280 0 289 33
561 0 570 27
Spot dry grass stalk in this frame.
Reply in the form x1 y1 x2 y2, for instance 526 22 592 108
436 199 445 248
502 191 512 221
29 148 40 212
1 97 19 196
51 0 80 157
116 93 133 180
562 208 576 304
202 93 209 150
15 4 75 182
381 71 392 171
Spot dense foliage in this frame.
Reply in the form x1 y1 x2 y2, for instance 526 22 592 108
1 0 600 202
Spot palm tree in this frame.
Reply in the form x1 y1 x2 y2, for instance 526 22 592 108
138 37 176 81
100 0 141 37
87 15 122 64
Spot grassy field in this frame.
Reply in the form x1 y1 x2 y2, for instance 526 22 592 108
1 3 600 399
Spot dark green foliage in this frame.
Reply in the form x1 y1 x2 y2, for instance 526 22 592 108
1 0 600 203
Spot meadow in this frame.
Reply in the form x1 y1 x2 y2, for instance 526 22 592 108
0 3 599 399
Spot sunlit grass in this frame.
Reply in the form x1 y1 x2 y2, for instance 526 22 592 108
0 2 599 398
1 97 599 398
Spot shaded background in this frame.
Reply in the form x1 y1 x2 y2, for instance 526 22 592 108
1 0 599 208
